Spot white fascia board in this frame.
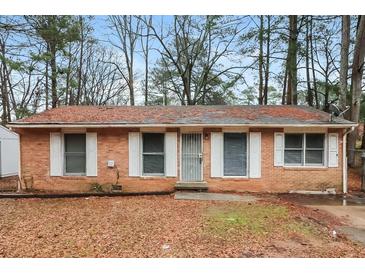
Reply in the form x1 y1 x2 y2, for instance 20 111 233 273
8 123 358 129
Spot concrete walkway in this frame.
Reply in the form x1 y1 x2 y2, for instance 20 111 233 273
175 192 258 202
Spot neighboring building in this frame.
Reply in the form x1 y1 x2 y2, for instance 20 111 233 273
0 125 19 178
8 105 356 193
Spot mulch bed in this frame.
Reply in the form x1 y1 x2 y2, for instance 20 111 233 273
0 194 364 258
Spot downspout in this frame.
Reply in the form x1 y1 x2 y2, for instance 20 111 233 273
343 126 355 194
17 134 22 192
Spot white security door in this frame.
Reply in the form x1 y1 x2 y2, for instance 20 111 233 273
181 133 203 182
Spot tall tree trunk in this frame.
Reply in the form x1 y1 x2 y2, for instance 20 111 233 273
339 15 351 111
128 64 135 105
65 43 72 105
143 16 151 106
361 123 365 149
286 15 298 105
309 16 319 108
348 16 365 166
1 67 9 125
258 16 264 105
324 73 330 112
282 63 288 105
305 16 313 107
50 43 58 108
144 39 149 106
263 15 270 105
76 16 84 106
183 74 192 105
0 41 11 123
45 59 49 110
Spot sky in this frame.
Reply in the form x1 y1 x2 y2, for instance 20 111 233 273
2 15 348 107
89 15 263 104
89 15 337 102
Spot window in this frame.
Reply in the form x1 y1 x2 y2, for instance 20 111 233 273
64 134 86 175
284 133 324 166
142 133 165 175
305 134 325 165
284 134 303 165
223 133 247 176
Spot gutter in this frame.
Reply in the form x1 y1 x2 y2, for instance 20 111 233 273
7 122 358 129
343 126 355 194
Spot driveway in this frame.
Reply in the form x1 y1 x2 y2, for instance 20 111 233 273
280 194 365 246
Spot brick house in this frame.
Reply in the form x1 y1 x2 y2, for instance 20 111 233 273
8 105 356 194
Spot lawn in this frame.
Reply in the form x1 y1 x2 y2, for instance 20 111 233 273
0 195 364 258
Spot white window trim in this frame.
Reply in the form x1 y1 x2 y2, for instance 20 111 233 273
140 132 166 177
283 132 327 168
63 132 87 176
222 131 249 178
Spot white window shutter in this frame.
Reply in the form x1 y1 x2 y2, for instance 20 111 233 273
274 132 284 166
328 133 339 167
129 132 141 176
50 132 62 176
86 132 98 176
211 132 223 177
249 132 261 178
165 132 177 177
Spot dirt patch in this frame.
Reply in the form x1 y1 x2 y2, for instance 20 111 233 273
0 195 363 258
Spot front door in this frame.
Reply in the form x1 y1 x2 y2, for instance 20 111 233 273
181 133 203 182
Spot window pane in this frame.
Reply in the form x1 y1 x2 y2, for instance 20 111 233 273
224 133 247 176
306 134 324 149
64 134 86 174
284 150 303 165
143 133 164 153
305 150 324 164
143 155 164 174
65 154 86 173
65 134 86 153
285 134 303 148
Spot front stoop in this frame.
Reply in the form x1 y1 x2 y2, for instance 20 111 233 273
175 181 208 191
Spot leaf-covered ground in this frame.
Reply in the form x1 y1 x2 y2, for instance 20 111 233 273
0 195 364 258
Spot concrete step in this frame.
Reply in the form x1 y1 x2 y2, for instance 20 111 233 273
175 192 258 202
175 181 208 191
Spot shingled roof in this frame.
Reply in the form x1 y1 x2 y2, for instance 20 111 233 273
9 105 355 128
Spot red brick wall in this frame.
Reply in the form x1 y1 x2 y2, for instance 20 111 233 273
16 128 176 193
204 128 344 193
15 127 344 193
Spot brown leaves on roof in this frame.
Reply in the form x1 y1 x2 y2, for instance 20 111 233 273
15 105 331 125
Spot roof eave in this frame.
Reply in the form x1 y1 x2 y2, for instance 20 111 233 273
7 122 358 129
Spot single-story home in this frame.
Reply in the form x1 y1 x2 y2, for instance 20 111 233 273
0 125 19 178
8 105 357 194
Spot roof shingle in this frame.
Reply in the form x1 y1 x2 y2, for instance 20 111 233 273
9 105 354 127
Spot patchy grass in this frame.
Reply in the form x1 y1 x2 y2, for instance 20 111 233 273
204 204 318 238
